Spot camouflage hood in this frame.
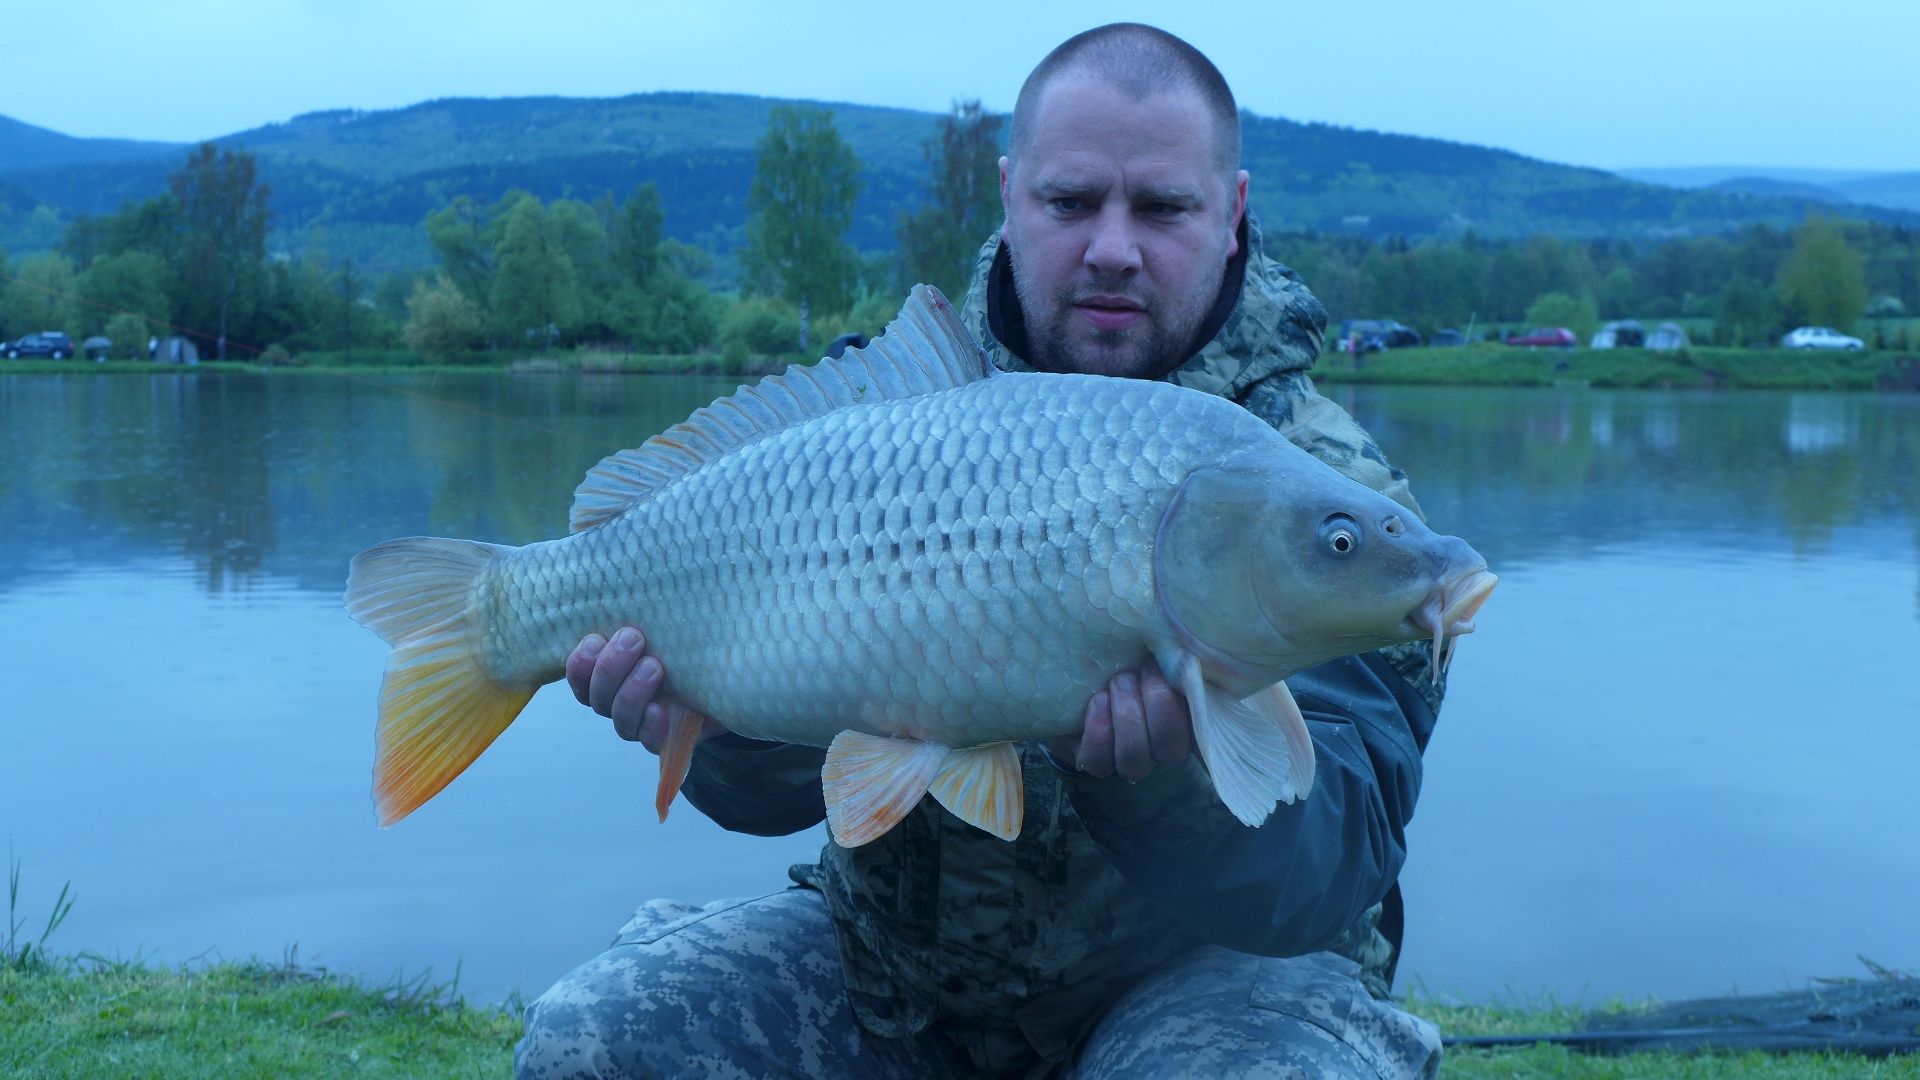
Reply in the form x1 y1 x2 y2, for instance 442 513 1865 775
958 215 1329 399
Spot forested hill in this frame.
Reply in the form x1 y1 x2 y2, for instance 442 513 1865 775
2 92 1912 274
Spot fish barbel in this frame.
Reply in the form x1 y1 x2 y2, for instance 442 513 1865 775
346 286 1495 847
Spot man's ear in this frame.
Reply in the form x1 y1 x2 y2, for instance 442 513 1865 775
1226 170 1249 259
999 156 1012 216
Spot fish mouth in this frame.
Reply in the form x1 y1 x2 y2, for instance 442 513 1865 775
1404 569 1499 678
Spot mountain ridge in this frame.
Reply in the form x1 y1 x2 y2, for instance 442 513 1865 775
4 93 1915 274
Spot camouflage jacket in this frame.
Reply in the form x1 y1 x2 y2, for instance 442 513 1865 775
679 218 1444 1076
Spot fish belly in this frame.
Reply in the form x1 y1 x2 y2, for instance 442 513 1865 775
478 374 1256 748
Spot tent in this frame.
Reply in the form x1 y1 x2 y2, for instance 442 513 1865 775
1590 320 1645 349
156 337 200 365
1645 322 1691 350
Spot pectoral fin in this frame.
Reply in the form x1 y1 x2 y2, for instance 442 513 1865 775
1171 652 1316 828
821 732 950 848
928 742 1023 841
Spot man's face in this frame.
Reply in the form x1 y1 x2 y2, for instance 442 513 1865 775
1000 75 1249 379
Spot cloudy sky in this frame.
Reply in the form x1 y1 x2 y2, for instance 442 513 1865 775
6 0 1915 172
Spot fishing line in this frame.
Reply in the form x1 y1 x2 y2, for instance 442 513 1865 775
0 269 622 451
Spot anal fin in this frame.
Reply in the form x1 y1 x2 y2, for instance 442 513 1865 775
821 731 949 848
654 704 707 823
928 742 1023 841
1171 652 1316 828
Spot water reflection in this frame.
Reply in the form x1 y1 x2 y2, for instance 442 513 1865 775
0 372 740 595
1 374 1917 1002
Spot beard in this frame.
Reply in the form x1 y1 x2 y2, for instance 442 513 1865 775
1010 259 1226 380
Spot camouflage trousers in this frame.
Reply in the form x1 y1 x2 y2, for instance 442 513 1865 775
516 889 1441 1080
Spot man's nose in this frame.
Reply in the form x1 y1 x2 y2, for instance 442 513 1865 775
1083 202 1141 278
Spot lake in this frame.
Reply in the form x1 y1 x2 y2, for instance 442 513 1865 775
1 371 1915 1007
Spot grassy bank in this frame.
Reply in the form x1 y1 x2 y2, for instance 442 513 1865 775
4 959 1914 1078
1313 345 1920 392
1406 996 1918 1078
1 956 518 1079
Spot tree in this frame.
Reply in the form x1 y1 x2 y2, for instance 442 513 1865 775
607 183 664 287
171 143 272 359
1523 290 1598 343
424 196 499 305
0 253 81 339
1714 276 1780 346
79 251 171 337
896 101 1004 301
739 105 862 352
1778 216 1868 331
488 195 582 346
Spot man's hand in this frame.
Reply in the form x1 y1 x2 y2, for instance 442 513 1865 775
1049 660 1193 781
565 629 725 754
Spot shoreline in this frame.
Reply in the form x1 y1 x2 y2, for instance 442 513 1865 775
1312 345 1920 392
4 347 1918 393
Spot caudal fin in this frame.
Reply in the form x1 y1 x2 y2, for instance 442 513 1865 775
345 537 533 826
1169 652 1316 828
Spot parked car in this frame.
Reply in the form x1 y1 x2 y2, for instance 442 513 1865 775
1590 320 1645 349
1340 319 1421 353
1781 326 1864 350
5 331 75 359
1428 328 1467 348
1505 327 1578 348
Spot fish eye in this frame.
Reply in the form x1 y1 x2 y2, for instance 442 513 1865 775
1382 516 1405 537
1320 514 1362 557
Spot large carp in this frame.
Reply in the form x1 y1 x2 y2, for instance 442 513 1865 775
346 286 1495 848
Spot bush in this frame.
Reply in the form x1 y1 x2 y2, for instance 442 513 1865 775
403 276 489 360
100 313 154 359
720 295 802 355
1523 291 1598 344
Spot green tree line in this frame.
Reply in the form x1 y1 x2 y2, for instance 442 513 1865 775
10 100 1906 362
1269 215 1917 347
0 101 1005 362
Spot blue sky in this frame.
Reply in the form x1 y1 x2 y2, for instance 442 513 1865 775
5 0 1916 171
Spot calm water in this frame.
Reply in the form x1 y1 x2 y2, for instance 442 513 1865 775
1 372 1915 1005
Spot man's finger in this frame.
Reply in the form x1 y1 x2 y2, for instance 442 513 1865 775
1108 671 1153 781
587 627 646 718
635 701 669 752
1078 691 1115 778
1140 662 1192 765
611 656 664 742
566 634 607 706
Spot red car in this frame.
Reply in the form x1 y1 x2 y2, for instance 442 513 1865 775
1505 327 1578 348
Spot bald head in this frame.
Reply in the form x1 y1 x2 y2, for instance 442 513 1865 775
1008 23 1240 179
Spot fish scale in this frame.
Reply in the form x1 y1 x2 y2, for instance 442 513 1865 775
479 373 1260 750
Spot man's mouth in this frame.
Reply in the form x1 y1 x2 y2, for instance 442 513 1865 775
1073 294 1146 332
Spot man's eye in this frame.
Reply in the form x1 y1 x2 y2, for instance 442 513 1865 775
1051 197 1084 213
1144 202 1184 216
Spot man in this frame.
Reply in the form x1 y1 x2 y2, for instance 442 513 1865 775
519 24 1445 1080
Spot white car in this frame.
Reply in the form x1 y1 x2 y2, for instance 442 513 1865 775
1782 326 1864 350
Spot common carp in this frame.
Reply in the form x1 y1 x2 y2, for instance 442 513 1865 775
346 286 1495 848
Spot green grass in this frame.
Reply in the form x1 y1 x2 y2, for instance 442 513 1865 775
1 956 521 1079
1312 344 1918 391
1404 996 1920 1079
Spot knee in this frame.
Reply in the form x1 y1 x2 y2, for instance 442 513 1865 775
515 974 627 1080
514 947 687 1080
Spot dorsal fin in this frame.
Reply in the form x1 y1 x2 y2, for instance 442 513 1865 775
569 284 989 533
